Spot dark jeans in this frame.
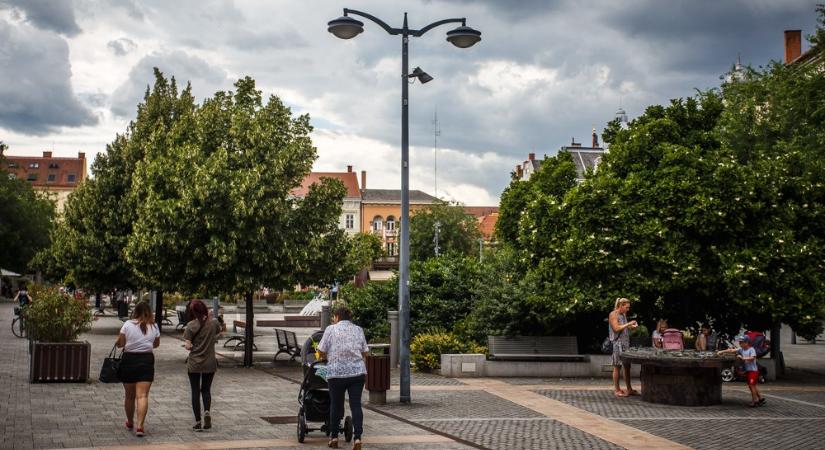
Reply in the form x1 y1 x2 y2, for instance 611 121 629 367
188 372 215 422
328 374 365 440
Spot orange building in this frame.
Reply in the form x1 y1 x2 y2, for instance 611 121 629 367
1 150 87 212
464 206 499 242
359 170 439 260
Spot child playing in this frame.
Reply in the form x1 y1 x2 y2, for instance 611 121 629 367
718 335 766 407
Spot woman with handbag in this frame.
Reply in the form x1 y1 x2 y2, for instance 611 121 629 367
116 302 160 437
183 300 222 431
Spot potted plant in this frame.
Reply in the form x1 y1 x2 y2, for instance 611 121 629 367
23 285 93 382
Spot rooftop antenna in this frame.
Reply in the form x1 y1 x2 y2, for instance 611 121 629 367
433 108 441 198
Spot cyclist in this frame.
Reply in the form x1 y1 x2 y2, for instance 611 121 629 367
13 284 31 307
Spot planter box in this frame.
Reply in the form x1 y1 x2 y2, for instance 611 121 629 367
30 341 91 383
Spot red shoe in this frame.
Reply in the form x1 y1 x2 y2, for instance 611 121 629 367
125 421 133 430
135 428 145 437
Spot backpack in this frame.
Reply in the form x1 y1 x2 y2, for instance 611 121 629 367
662 329 684 350
18 291 30 306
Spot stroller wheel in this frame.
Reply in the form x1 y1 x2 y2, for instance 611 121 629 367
721 368 735 382
344 415 353 442
297 409 307 443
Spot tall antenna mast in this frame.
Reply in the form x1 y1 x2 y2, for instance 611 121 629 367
433 109 441 198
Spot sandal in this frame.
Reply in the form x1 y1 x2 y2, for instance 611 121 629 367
757 398 766 406
353 441 362 450
748 402 758 408
614 389 629 398
627 389 641 396
328 439 339 448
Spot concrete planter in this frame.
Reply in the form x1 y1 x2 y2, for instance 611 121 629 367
29 341 91 383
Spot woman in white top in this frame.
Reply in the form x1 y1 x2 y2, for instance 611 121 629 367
116 302 160 437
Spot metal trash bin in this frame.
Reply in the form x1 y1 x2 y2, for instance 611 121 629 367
117 301 129 318
365 344 391 404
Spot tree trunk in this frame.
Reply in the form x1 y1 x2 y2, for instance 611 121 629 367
770 322 784 376
155 290 164 332
244 291 254 368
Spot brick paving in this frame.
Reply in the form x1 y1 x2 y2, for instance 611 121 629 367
0 302 469 450
5 299 825 450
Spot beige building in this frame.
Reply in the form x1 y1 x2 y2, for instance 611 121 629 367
292 166 362 234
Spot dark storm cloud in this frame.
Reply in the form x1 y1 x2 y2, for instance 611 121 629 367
0 0 81 36
107 37 137 56
110 50 229 118
598 0 817 73
0 19 97 135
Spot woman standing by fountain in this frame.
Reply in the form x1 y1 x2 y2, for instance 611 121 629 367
609 298 639 397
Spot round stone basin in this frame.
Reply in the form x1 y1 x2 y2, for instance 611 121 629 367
620 348 732 406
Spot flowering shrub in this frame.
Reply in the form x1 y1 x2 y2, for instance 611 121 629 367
22 285 93 342
411 330 486 372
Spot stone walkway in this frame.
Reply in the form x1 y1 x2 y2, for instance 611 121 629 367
3 300 825 450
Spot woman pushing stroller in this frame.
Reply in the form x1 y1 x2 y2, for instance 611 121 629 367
316 304 368 449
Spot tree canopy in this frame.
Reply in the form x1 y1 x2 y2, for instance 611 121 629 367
409 202 482 262
0 143 55 274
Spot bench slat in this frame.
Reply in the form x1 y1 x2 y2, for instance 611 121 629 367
488 336 579 356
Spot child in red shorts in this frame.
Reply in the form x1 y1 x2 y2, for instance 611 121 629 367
718 335 765 407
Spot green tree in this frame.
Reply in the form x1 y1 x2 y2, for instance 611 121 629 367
409 202 482 261
126 76 343 297
0 143 55 273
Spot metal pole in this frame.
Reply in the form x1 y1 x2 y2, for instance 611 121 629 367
388 310 399 367
398 13 412 404
244 291 254 367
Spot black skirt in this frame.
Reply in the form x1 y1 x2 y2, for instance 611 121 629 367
119 352 155 383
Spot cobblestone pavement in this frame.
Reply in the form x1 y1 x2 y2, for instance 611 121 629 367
538 389 825 449
0 302 470 450
5 299 825 450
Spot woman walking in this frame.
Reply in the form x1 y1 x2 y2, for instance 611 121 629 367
116 302 160 437
183 300 222 431
609 297 639 397
317 304 368 449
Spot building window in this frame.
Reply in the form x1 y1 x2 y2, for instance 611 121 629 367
47 174 56 182
28 162 39 169
386 216 396 230
372 216 383 232
7 162 17 168
48 163 59 169
27 173 38 181
387 242 397 256
67 174 77 183
345 214 354 229
7 173 16 180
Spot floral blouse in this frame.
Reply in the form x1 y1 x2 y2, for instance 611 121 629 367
317 320 369 379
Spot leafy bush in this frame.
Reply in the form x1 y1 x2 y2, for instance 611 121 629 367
343 280 397 341
22 285 93 342
411 330 486 372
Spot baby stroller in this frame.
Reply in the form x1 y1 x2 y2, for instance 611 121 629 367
296 331 354 443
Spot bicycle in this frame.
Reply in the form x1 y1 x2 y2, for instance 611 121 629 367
11 306 26 338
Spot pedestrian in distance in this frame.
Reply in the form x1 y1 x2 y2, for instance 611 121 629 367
183 299 222 431
317 303 368 450
609 297 639 397
718 335 766 407
116 302 160 437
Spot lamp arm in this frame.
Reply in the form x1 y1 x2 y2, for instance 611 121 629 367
344 8 401 35
412 18 466 37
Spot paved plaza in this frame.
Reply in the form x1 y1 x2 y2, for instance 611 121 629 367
2 301 824 450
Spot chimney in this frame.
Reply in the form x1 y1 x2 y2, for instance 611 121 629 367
43 151 52 158
347 165 353 173
528 152 535 161
360 170 367 190
592 129 599 148
784 30 802 64
78 152 86 160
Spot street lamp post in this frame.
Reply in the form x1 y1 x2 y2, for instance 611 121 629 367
328 9 480 403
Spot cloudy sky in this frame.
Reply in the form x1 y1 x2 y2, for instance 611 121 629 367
0 0 818 205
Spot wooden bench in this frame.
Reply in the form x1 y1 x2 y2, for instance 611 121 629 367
223 320 262 351
273 328 302 362
487 336 586 362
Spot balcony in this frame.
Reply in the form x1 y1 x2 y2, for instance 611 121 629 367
373 255 399 270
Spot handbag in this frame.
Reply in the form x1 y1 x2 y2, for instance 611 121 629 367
99 343 122 383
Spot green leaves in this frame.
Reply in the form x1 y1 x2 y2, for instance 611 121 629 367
409 202 483 262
